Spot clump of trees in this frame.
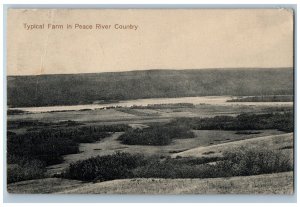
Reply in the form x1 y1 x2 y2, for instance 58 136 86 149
130 103 195 109
7 157 46 183
7 124 130 183
7 109 27 115
169 112 294 132
7 120 82 130
8 131 79 165
8 125 130 164
63 147 293 182
118 125 194 146
216 147 293 177
63 152 146 182
228 95 293 102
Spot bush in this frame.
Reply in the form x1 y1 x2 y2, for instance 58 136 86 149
63 154 219 181
63 152 146 181
132 157 219 179
215 147 293 176
7 109 26 115
134 148 293 179
7 125 122 166
118 125 194 146
63 147 293 182
7 124 130 183
7 132 79 165
7 159 45 183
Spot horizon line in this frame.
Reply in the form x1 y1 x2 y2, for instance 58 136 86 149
7 67 294 77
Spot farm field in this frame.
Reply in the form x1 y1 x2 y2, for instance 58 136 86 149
7 102 292 124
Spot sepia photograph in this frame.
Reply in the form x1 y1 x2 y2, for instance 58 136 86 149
6 8 294 194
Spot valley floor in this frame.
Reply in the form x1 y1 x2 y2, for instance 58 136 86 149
7 101 294 195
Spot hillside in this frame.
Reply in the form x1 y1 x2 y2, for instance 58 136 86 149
172 133 293 158
7 172 293 194
7 68 293 107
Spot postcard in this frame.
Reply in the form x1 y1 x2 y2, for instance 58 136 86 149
6 8 294 194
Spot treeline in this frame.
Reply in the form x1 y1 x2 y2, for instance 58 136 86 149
168 112 294 132
118 125 194 146
228 95 293 102
7 109 27 115
8 68 293 107
130 103 195 109
63 147 293 182
8 120 82 130
7 124 130 183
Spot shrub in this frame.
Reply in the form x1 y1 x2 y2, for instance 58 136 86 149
7 125 123 166
7 124 130 183
132 157 219 179
63 152 146 181
7 109 26 115
7 132 79 165
118 125 194 146
63 147 293 182
7 159 45 183
215 147 293 176
134 148 293 179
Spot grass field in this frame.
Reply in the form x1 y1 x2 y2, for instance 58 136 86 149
172 133 293 159
7 104 292 124
7 172 293 194
7 178 84 194
46 129 284 175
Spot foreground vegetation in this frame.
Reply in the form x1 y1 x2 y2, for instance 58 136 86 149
63 147 292 182
7 124 130 183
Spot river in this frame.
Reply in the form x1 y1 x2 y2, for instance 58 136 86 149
10 96 293 113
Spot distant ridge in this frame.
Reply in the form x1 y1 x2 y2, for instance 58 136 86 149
7 68 293 107
8 67 292 77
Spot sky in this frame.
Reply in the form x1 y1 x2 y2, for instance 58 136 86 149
7 9 294 76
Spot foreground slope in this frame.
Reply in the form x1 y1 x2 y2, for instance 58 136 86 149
61 172 293 194
7 172 293 194
172 133 293 158
7 133 294 194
